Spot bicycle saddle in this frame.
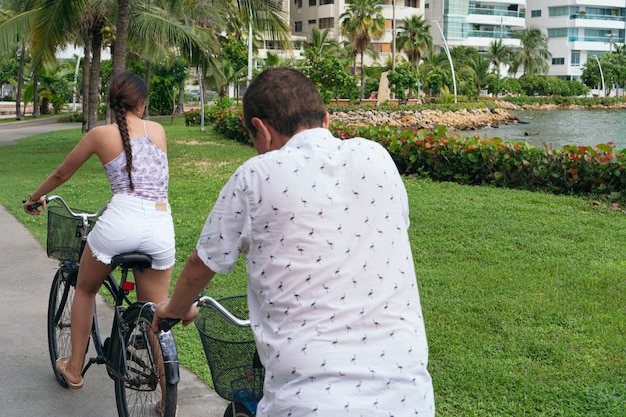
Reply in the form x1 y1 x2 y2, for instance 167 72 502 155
111 252 153 272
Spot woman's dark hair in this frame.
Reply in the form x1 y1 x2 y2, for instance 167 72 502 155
107 71 149 191
243 67 327 138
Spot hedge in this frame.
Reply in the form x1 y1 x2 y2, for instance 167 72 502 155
184 106 626 203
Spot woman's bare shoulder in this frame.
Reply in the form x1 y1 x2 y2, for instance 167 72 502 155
144 120 167 147
88 123 121 137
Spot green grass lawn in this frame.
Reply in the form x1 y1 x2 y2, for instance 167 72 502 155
1 117 624 416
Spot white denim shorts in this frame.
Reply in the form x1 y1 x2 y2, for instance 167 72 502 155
87 194 175 270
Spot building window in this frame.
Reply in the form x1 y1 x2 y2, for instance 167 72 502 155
548 28 567 38
309 0 316 6
531 9 541 18
319 0 334 4
308 19 316 25
295 21 302 32
548 6 568 17
552 57 565 65
571 50 580 66
319 17 334 29
296 0 302 8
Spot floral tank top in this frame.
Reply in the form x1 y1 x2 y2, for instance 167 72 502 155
103 122 168 202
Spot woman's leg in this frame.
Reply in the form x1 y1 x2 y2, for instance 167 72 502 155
61 244 112 385
135 267 174 412
134 267 173 304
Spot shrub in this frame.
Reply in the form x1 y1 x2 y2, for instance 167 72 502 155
184 98 250 145
331 122 626 202
188 105 626 202
58 112 83 123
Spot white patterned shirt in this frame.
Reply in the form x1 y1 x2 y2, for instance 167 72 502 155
196 128 435 416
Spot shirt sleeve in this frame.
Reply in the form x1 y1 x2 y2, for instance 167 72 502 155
195 167 250 273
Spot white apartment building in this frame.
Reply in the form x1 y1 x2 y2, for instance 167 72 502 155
289 0 425 64
423 0 526 51
287 0 626 84
526 0 626 81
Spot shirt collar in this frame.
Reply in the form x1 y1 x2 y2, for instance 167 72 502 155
283 128 337 151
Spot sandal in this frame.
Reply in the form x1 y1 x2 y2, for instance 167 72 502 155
55 357 84 390
156 399 178 417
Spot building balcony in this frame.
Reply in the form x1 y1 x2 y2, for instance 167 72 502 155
570 13 623 22
469 7 525 19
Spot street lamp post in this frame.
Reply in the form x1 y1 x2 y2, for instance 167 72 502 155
605 32 616 52
248 9 254 84
594 55 605 97
72 56 81 112
391 0 396 71
432 20 457 103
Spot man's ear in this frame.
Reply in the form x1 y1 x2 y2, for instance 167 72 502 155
322 112 330 128
251 117 272 153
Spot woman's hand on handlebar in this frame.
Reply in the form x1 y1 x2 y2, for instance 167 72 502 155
22 195 47 215
152 300 199 333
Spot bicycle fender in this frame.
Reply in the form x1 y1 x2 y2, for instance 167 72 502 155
158 330 180 385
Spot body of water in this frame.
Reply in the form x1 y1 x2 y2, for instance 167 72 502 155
474 109 626 150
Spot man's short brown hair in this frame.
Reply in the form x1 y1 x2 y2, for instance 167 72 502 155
243 67 327 138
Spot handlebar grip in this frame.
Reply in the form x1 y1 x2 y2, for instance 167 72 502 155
22 200 43 211
158 317 181 332
22 196 49 211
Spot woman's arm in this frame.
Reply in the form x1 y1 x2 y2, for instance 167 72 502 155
24 130 99 214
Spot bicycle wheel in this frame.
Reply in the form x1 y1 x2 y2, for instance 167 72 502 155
113 302 178 417
224 402 256 417
47 265 78 388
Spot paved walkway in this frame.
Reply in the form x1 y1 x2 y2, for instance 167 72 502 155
0 117 228 416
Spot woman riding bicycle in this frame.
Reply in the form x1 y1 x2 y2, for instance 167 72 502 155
23 71 175 406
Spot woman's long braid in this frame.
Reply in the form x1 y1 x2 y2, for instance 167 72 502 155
108 72 148 193
112 102 135 192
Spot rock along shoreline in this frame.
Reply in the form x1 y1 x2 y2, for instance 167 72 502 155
328 99 626 132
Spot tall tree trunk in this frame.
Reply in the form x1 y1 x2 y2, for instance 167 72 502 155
15 44 25 120
32 70 40 118
144 63 152 118
88 27 103 131
82 44 91 132
111 0 129 79
360 50 365 100
174 79 185 116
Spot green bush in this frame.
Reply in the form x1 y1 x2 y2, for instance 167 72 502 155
189 104 626 202
332 122 626 201
57 112 83 123
183 98 250 145
182 108 203 126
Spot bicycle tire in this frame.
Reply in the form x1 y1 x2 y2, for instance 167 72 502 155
113 302 178 417
224 402 256 417
47 265 78 388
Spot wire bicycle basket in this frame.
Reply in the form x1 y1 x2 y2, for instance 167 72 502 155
46 204 97 262
194 295 264 403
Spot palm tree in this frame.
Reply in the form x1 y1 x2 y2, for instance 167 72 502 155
308 26 341 59
510 27 551 77
340 0 385 99
395 15 432 71
458 55 497 97
0 0 39 120
27 0 218 129
418 50 452 97
111 0 129 79
487 38 511 78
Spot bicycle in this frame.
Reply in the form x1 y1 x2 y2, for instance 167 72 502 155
31 195 179 417
160 295 263 417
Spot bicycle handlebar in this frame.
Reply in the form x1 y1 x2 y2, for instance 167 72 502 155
23 195 106 220
157 295 251 332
